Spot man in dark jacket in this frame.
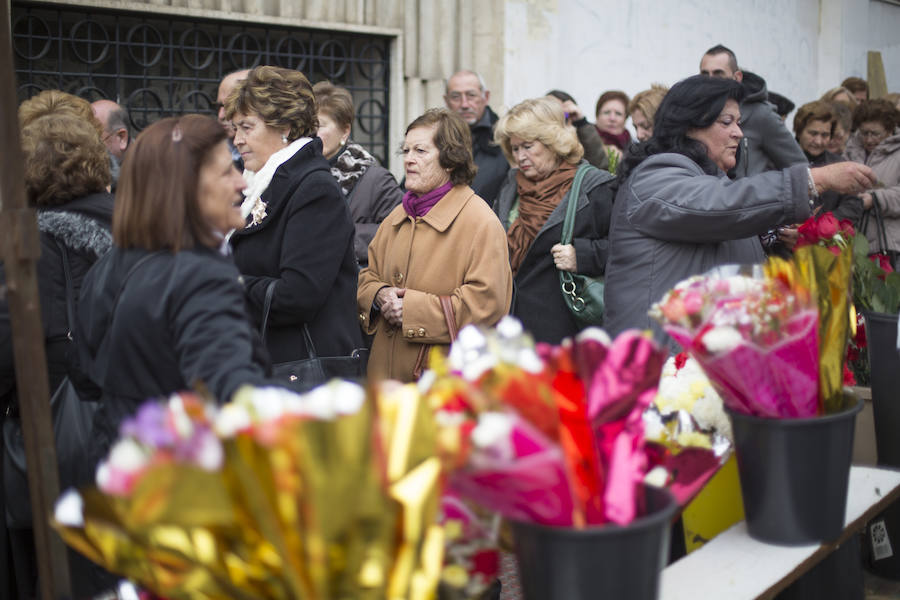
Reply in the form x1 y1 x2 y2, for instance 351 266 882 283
699 45 807 178
444 70 509 204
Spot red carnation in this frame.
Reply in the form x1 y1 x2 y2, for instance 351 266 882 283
816 213 839 239
871 253 894 274
839 219 855 238
797 217 818 246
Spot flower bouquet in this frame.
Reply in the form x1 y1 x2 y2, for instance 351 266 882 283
53 382 445 600
421 317 696 599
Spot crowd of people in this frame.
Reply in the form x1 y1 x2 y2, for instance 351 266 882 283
0 43 898 598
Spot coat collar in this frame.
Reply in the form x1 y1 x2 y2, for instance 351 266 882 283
389 185 476 231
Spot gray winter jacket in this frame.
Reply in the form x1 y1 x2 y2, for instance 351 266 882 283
732 71 807 178
604 153 811 347
845 128 900 253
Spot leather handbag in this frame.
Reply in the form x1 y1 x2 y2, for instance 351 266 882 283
412 296 458 379
558 163 606 328
260 281 368 390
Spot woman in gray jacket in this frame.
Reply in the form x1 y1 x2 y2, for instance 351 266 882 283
604 75 876 348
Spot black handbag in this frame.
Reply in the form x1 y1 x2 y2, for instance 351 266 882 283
260 281 368 390
3 241 96 528
859 191 900 270
558 163 606 328
3 248 157 528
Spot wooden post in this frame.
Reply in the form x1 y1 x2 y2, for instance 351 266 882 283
0 2 72 598
867 51 888 100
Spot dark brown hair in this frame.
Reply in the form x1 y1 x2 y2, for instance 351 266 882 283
22 114 111 206
595 90 630 120
852 99 900 133
313 81 354 131
224 65 318 140
113 115 226 251
793 101 835 138
405 109 477 186
841 77 868 98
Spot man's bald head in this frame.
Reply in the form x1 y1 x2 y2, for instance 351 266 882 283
91 99 129 161
217 69 251 136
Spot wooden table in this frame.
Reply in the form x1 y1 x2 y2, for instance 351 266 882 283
659 466 900 600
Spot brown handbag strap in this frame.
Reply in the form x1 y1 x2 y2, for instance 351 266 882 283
440 295 458 341
413 295 458 378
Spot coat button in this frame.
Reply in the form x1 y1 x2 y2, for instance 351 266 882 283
358 311 366 322
406 329 415 338
417 328 426 337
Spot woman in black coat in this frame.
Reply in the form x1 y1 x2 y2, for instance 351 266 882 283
225 66 362 363
77 115 272 455
492 97 615 344
0 109 114 600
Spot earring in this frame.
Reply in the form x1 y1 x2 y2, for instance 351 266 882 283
340 139 346 147
281 134 288 144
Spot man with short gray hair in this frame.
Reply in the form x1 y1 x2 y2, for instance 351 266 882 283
444 70 509 204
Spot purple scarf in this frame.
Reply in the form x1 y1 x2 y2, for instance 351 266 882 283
402 181 453 217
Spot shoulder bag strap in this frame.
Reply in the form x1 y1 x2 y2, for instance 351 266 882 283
54 239 76 341
440 295 458 342
560 163 592 246
872 191 890 254
260 279 320 358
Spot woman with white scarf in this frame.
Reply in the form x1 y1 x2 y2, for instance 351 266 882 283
225 66 361 364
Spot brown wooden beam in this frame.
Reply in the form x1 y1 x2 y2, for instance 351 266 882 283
0 0 72 597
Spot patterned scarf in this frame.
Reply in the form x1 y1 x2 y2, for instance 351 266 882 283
506 162 577 274
330 141 377 196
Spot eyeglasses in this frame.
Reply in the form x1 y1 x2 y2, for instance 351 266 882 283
859 129 887 139
446 91 483 103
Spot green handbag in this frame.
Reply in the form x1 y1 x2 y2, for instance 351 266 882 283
558 163 606 328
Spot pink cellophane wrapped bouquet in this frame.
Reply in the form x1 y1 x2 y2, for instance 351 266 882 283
423 316 669 529
650 262 820 418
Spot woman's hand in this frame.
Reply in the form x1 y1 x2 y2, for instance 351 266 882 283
777 226 800 250
811 163 876 195
376 286 405 327
861 192 874 210
551 244 577 272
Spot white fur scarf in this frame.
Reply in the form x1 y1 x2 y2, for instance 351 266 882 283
239 137 312 224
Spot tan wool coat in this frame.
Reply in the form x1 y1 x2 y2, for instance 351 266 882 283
357 185 513 382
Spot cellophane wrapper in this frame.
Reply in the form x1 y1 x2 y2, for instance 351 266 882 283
794 242 853 414
52 382 445 600
653 263 820 418
427 317 667 529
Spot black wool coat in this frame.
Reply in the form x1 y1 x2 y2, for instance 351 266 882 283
230 138 362 363
493 164 616 344
77 246 270 455
0 192 114 408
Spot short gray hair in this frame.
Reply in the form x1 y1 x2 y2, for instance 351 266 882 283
445 69 488 95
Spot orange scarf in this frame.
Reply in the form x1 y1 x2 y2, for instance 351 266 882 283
507 162 577 274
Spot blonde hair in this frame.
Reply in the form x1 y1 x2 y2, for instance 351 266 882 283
494 97 583 165
19 89 104 136
224 65 318 140
628 84 668 124
820 86 858 109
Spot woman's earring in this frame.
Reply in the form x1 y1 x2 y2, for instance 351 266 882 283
281 134 288 144
340 138 347 147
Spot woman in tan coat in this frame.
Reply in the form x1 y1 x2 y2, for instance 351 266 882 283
358 109 512 382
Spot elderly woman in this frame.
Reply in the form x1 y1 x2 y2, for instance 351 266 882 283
594 90 631 154
629 84 668 142
358 109 512 382
226 66 361 363
604 75 876 346
493 97 616 343
0 109 113 599
845 99 900 255
793 100 863 224
313 81 402 267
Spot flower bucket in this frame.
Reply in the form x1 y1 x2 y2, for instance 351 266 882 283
862 310 900 467
509 485 676 600
727 394 862 545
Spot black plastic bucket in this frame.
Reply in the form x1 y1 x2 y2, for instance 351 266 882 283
727 395 862 545
510 485 676 600
863 311 900 467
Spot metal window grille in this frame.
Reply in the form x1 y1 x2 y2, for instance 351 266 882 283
12 1 392 164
